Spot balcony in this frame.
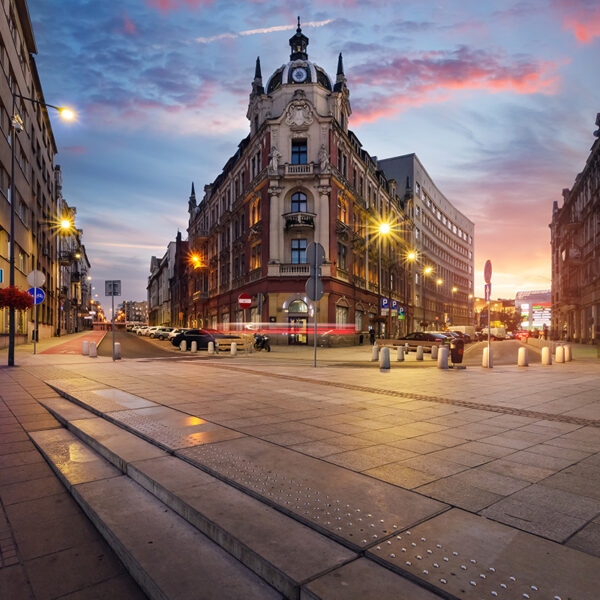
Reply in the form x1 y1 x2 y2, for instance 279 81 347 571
285 163 313 176
193 290 209 302
284 212 316 230
336 268 351 283
248 268 262 282
58 251 75 265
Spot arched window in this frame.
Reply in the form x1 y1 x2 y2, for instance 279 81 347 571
291 192 307 213
250 198 261 225
337 196 348 223
288 300 308 313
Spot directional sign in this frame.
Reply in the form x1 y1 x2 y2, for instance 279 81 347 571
484 283 491 302
305 277 324 301
238 293 252 308
27 287 45 305
105 280 121 296
484 260 492 284
27 270 46 288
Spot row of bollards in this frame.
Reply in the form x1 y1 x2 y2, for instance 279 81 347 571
82 339 120 359
179 340 239 356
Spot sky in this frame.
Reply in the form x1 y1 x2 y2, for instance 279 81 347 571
28 0 600 312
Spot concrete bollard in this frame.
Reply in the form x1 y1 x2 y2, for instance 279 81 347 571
396 346 404 362
208 341 215 355
416 346 424 361
231 342 237 357
82 340 89 355
517 346 528 367
114 342 121 360
180 340 187 352
482 346 493 368
371 345 379 362
431 345 438 360
564 344 572 362
379 347 390 371
555 345 565 363
191 341 197 353
541 346 552 365
437 346 449 369
88 342 97 358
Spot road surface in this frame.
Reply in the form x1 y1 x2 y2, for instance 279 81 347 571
462 339 540 365
99 330 179 359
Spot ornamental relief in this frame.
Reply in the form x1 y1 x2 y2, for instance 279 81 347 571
285 101 314 129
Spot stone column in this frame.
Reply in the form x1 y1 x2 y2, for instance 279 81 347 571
269 185 282 264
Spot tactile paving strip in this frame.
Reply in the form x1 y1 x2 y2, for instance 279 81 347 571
208 365 600 428
178 439 445 550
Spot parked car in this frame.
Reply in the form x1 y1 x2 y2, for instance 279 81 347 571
168 328 191 341
150 327 174 340
135 326 149 336
143 326 161 337
393 332 449 352
515 330 530 340
170 329 241 350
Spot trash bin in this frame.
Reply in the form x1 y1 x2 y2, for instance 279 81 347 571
450 338 464 363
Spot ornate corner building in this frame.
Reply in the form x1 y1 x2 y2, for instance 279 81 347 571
180 22 474 343
550 113 600 342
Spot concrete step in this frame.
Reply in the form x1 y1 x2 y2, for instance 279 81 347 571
30 428 282 600
36 394 374 600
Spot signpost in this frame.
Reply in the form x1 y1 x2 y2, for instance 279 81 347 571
305 242 325 368
238 293 252 339
105 280 121 361
27 270 46 355
483 261 492 368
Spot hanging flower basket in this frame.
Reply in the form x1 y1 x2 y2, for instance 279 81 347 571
0 286 34 310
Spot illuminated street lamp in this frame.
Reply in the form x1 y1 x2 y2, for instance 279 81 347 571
7 94 75 366
377 222 391 337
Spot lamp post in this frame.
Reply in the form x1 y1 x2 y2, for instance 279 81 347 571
7 93 74 366
451 286 458 325
377 222 391 338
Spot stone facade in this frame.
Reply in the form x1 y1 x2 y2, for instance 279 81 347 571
550 113 600 342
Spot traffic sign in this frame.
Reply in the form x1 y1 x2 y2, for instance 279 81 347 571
105 280 121 296
305 277 324 301
306 242 325 268
484 260 492 284
484 283 491 302
238 293 252 308
27 287 45 305
27 270 46 288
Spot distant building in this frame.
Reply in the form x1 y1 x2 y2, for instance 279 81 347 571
120 300 148 323
378 154 474 330
515 290 551 331
550 113 600 343
474 297 517 329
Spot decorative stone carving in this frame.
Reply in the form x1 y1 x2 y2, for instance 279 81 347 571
285 101 313 129
269 146 281 171
319 145 329 171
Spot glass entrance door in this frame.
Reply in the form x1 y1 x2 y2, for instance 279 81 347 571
288 317 308 344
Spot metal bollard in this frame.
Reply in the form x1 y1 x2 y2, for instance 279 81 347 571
180 340 187 352
437 346 448 369
564 344 572 362
541 346 552 365
231 342 237 357
88 342 97 358
208 341 215 355
371 345 379 362
555 345 565 363
114 342 122 360
191 341 197 353
416 346 424 361
396 346 404 361
518 346 528 367
482 346 493 368
379 347 390 371
431 345 438 360
82 340 89 355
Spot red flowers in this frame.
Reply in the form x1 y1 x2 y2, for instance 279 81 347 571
0 286 34 310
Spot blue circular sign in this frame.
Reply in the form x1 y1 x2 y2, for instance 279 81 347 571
27 287 45 305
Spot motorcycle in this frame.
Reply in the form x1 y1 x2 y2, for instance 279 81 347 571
253 333 271 352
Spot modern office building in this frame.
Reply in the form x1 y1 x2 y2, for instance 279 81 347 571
378 154 475 331
185 22 415 344
550 113 600 342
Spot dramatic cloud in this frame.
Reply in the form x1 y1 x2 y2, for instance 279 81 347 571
350 47 562 125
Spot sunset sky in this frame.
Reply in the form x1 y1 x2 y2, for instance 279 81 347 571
29 0 600 309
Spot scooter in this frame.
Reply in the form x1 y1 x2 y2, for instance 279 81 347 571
253 333 271 352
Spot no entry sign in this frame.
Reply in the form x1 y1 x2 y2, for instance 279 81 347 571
238 293 251 309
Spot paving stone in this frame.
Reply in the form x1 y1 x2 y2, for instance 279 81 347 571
30 428 121 487
68 417 165 471
130 454 356 598
178 437 447 550
56 573 147 600
0 475 64 505
445 468 530 496
73 475 281 599
502 449 577 470
525 442 591 461
426 446 493 467
416 478 502 512
367 508 600 600
326 445 417 471
0 564 34 600
479 458 556 482
37 396 98 422
0 450 43 469
542 467 600 500
301 558 439 599
0 441 36 456
1 461 54 486
565 522 600 558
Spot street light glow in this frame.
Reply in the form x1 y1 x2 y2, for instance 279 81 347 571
60 218 72 230
436 278 443 285
379 222 391 235
452 286 458 293
407 251 416 261
423 266 433 275
59 107 75 121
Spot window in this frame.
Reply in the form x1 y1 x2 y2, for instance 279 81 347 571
250 243 261 269
336 305 348 325
337 196 348 223
250 198 261 225
291 239 306 264
291 140 307 164
337 243 347 270
291 192 307 212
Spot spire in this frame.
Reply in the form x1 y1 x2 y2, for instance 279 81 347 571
289 16 309 61
334 52 347 92
190 182 195 198
252 56 264 94
188 182 197 214
337 52 344 76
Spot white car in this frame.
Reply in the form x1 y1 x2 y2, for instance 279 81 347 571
144 326 161 337
151 327 174 340
168 328 190 340
136 326 150 336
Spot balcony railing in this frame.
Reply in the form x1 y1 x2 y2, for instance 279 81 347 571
248 268 262 282
285 163 313 175
284 211 316 230
193 290 209 302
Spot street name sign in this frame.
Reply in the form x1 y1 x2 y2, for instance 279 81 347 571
238 293 252 309
27 287 45 305
105 280 121 296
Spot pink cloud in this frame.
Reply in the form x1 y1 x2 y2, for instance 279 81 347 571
350 48 562 125
145 0 213 13
62 145 87 155
563 13 600 43
122 14 137 35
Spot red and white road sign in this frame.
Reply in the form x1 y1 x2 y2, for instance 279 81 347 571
238 293 252 309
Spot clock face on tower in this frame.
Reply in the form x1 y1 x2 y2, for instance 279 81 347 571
291 67 307 83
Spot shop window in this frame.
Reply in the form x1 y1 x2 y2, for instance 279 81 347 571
291 239 306 264
288 299 308 313
291 140 307 165
291 192 307 212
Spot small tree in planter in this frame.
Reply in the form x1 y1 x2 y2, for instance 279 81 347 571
0 286 34 311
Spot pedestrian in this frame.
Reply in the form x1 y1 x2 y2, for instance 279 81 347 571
369 327 375 345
